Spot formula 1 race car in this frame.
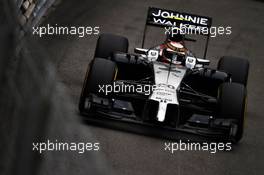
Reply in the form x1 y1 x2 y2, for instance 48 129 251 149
79 7 249 143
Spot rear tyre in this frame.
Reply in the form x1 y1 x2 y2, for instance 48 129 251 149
218 83 246 143
217 56 249 86
94 33 129 59
79 58 117 112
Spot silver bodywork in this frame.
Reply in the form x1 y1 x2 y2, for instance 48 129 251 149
150 62 187 122
136 48 209 122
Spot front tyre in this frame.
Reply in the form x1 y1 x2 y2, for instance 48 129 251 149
217 56 249 86
94 33 129 59
79 58 117 113
218 82 246 143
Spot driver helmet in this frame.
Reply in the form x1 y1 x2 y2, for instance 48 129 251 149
162 42 186 64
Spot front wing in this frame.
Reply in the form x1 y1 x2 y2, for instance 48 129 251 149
80 94 237 142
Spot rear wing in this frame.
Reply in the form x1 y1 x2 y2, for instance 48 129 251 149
142 7 213 58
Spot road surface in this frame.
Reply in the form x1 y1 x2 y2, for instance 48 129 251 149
38 0 264 174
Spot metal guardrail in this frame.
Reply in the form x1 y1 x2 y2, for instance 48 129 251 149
0 1 109 175
15 0 61 31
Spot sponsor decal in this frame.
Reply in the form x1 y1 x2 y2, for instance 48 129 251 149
147 7 212 28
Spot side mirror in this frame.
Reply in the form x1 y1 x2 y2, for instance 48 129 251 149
196 58 210 65
134 48 148 55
